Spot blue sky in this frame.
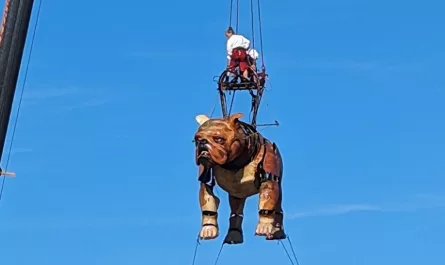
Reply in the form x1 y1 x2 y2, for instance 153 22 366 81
0 0 444 264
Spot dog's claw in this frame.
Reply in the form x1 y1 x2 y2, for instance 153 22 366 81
224 229 243 244
199 225 219 240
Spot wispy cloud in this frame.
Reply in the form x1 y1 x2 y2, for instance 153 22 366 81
21 86 86 109
288 193 445 219
270 58 424 73
127 51 212 59
23 87 82 102
62 98 110 111
19 86 112 113
10 147 33 154
289 204 384 219
415 193 445 206
302 61 423 72
0 215 195 230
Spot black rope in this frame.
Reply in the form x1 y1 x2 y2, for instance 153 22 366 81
256 0 265 68
208 94 219 118
229 0 233 27
287 235 301 265
190 234 300 265
235 0 239 32
228 91 236 116
213 244 225 265
250 0 255 49
280 240 295 265
190 235 200 265
0 0 43 202
278 235 302 265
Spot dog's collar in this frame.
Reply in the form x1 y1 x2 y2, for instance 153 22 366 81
239 121 262 160
222 121 262 170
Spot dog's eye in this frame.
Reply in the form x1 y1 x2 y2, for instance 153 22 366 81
213 137 225 143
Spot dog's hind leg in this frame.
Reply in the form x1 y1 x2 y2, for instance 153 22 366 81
266 181 286 240
255 179 286 240
255 140 286 240
223 195 246 244
255 180 279 237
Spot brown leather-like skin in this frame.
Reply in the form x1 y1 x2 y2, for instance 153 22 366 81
194 113 285 242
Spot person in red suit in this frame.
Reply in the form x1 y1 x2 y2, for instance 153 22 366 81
225 27 251 81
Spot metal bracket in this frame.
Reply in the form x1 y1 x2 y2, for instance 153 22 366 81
256 120 279 127
0 167 16 177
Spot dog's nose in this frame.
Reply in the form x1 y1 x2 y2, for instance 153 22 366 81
197 139 208 151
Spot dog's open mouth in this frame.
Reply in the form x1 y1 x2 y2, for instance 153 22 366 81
197 150 213 166
198 151 210 159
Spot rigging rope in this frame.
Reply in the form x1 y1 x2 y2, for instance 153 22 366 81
191 236 200 265
223 0 267 126
287 235 301 265
228 91 236 116
235 0 239 32
229 0 263 63
213 243 224 265
228 0 232 27
256 0 265 68
250 0 255 50
280 240 295 265
0 0 43 202
190 234 301 265
228 0 239 32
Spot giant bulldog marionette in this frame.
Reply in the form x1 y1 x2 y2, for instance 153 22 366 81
194 112 286 244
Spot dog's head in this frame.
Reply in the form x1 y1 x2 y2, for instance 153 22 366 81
194 113 247 167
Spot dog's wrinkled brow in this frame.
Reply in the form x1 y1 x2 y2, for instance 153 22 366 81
199 120 233 131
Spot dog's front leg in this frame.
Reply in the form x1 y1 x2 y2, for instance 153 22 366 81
199 182 220 240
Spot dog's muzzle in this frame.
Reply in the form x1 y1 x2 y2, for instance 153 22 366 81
196 139 211 165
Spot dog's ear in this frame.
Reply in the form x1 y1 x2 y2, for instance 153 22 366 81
195 114 210 125
229 113 243 125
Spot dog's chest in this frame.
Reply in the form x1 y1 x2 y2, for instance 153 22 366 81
213 163 259 198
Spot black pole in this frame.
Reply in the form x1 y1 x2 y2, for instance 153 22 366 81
0 0 34 164
0 0 19 92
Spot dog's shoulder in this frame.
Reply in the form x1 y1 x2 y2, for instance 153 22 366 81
261 138 283 178
237 121 283 177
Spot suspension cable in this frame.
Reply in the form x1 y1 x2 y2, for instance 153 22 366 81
190 235 200 265
235 0 239 32
228 91 236 116
191 235 302 265
223 0 267 126
228 0 239 32
257 0 265 68
0 0 43 203
228 0 233 27
213 243 224 265
250 0 255 49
